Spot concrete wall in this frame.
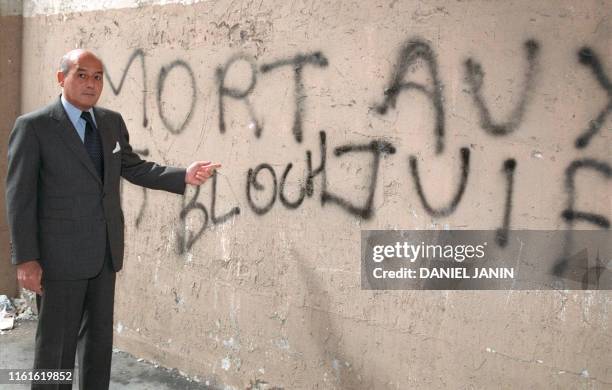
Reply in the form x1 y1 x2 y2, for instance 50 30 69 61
11 0 612 388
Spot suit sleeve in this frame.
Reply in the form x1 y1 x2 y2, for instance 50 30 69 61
6 117 41 264
117 115 186 195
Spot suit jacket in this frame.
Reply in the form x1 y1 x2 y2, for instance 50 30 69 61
6 97 186 280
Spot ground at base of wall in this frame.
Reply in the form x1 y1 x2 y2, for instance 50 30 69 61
0 320 212 389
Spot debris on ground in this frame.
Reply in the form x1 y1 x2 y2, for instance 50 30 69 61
15 289 38 320
0 316 14 331
0 291 38 332
16 306 36 321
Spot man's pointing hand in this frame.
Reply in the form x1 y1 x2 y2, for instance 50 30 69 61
185 161 222 185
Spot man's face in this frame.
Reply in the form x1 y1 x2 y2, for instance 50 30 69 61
57 52 103 110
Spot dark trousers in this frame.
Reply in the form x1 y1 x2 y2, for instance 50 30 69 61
33 253 116 390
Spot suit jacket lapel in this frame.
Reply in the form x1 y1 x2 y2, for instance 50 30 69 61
49 98 102 185
93 107 115 188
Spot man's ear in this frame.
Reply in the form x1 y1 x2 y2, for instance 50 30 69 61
57 70 65 87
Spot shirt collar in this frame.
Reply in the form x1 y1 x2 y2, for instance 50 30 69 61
60 94 96 126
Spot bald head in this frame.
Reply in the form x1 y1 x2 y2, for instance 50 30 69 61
59 49 102 76
57 49 104 110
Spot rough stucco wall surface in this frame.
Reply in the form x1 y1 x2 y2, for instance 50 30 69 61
17 0 611 388
0 8 22 296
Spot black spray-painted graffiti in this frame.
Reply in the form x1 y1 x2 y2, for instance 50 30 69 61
553 160 610 279
177 186 208 255
135 187 148 228
211 172 241 224
408 147 470 218
246 163 277 215
107 37 609 261
260 52 329 143
157 60 197 134
104 49 149 127
306 131 326 198
131 149 150 228
321 140 396 219
244 132 395 219
574 47 611 149
465 40 540 136
552 47 610 281
216 55 261 137
216 51 329 143
561 159 611 228
278 163 307 209
496 159 517 247
375 40 445 154
177 172 241 254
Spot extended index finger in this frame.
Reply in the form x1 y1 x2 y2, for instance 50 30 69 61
198 163 221 171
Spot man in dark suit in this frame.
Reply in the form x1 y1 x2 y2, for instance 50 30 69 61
5 49 220 389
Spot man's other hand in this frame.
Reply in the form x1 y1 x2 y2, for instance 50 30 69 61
17 260 43 295
185 161 222 185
